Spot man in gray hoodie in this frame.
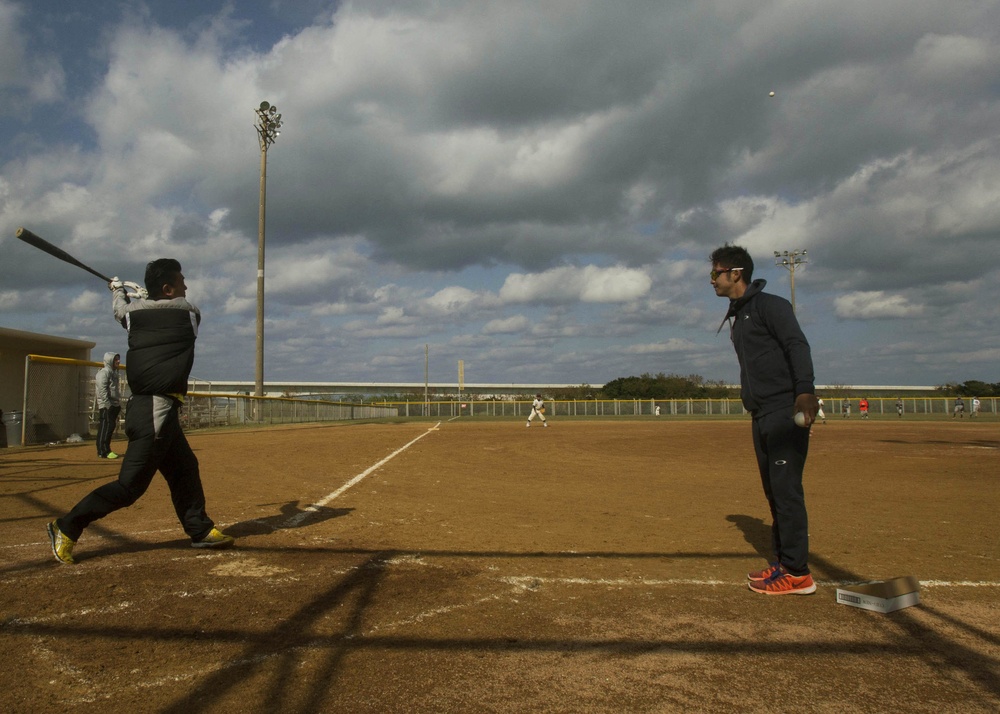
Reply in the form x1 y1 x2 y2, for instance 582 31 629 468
95 352 122 459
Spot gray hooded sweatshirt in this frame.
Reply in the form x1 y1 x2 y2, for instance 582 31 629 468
96 351 121 409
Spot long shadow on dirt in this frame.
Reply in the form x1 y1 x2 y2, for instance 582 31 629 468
224 500 353 537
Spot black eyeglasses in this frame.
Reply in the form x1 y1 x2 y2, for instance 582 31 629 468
710 267 743 280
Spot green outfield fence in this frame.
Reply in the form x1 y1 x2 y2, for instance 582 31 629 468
9 354 996 447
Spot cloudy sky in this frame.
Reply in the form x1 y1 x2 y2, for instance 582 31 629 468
2 0 999 388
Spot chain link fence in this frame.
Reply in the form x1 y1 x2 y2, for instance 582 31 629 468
377 396 999 419
12 356 394 446
10 354 996 447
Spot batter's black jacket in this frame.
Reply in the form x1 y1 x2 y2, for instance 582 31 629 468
719 279 815 417
114 293 200 396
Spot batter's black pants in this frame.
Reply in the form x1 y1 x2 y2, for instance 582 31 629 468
59 394 215 543
751 407 811 576
96 405 121 457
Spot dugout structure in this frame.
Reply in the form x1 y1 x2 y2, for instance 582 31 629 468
19 355 129 447
17 355 399 445
0 328 96 446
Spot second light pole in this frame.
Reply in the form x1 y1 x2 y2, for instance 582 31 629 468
254 101 283 398
774 249 807 312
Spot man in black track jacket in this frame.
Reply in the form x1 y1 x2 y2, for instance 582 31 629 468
710 244 819 596
47 259 234 564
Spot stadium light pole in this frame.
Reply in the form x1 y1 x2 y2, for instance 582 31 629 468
773 249 807 312
254 101 283 398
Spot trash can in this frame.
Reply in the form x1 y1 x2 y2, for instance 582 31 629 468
2 410 33 447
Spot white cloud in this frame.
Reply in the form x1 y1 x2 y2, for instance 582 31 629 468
424 286 480 312
68 291 104 313
499 265 651 304
909 33 999 84
483 315 529 335
834 291 925 320
0 291 22 310
266 251 366 295
4 1 1000 386
624 338 702 355
0 1 65 103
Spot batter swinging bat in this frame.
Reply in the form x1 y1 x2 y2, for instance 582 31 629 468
15 227 114 283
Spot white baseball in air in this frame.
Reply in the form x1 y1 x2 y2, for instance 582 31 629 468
793 411 807 427
769 91 775 97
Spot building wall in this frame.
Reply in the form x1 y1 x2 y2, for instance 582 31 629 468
0 327 94 443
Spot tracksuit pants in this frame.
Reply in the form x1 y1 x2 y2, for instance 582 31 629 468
96 405 121 457
59 394 214 543
751 407 810 576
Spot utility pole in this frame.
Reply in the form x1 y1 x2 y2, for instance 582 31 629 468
773 249 807 312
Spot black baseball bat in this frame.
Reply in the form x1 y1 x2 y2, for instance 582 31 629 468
15 227 114 283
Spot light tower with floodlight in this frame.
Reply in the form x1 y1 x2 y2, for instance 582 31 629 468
254 101 283 398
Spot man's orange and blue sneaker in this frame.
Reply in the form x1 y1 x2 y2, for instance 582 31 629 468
47 521 76 564
191 528 235 550
748 565 816 595
747 561 781 582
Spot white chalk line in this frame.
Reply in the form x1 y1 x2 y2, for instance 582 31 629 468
282 421 441 528
15 571 996 629
4 526 184 553
92 572 1000 696
23 573 999 629
19 564 1000 702
501 576 1000 588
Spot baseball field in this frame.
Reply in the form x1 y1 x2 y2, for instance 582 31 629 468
1 417 997 713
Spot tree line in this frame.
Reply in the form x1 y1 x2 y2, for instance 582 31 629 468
371 374 998 402
937 380 1000 397
553 373 734 400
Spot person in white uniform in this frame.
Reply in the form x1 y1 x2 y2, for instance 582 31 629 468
527 394 548 427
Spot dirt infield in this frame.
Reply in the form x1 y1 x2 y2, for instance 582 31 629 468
1 418 997 713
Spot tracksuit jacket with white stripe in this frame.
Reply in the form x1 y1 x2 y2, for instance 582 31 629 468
720 278 815 416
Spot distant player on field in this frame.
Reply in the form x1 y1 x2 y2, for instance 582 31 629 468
859 397 869 420
953 396 965 418
526 394 548 428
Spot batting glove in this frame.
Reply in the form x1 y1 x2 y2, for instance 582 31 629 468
109 277 124 292
123 281 148 300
